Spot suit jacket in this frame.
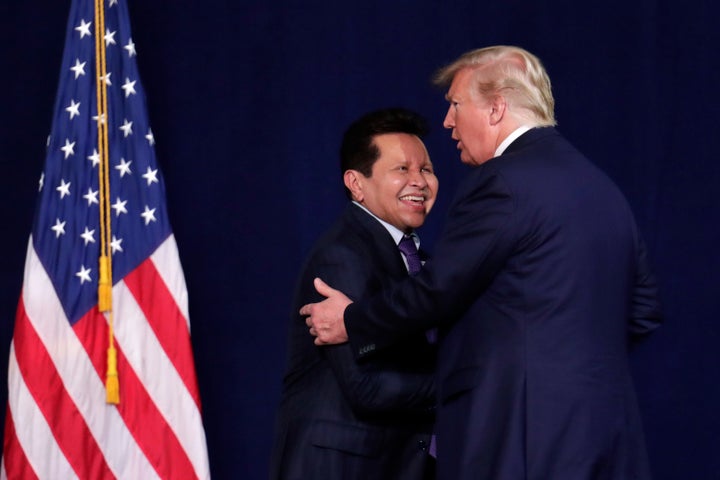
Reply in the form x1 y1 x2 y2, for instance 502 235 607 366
345 128 663 480
270 204 437 480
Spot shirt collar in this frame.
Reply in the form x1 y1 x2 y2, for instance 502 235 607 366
494 125 532 157
352 201 419 248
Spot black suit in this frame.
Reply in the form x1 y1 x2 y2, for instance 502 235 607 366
345 128 663 479
270 204 436 480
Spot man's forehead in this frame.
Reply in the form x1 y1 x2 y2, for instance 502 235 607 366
445 84 463 101
446 68 478 100
374 133 429 157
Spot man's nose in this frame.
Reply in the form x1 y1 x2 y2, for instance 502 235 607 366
409 169 428 187
443 107 454 129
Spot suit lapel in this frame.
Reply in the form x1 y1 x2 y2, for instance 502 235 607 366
344 204 409 277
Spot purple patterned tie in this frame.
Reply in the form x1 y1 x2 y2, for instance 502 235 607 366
399 235 438 458
398 235 437 345
398 236 422 275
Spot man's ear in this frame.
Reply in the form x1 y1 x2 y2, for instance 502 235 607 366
489 95 507 126
343 170 364 202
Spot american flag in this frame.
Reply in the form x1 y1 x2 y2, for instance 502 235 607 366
1 0 210 478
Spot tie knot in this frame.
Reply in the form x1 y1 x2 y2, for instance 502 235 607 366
398 235 417 254
398 236 421 275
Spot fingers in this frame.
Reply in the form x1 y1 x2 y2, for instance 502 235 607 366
312 329 346 345
301 304 313 318
300 278 350 318
313 277 335 297
309 325 330 346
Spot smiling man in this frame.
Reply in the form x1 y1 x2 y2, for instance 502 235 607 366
302 46 662 479
270 108 439 480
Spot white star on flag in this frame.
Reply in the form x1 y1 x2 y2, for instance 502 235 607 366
75 265 92 284
61 139 76 159
70 58 86 79
115 158 133 177
141 206 157 225
119 118 133 137
92 112 106 125
104 28 117 46
112 197 128 216
87 149 100 167
121 77 137 97
75 19 92 38
99 72 112 86
80 227 95 245
66 99 81 119
51 218 66 238
124 38 136 57
83 187 99 206
142 167 159 185
110 235 124 253
56 179 71 199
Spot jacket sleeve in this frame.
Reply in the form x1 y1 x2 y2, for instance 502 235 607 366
310 244 436 415
323 343 436 416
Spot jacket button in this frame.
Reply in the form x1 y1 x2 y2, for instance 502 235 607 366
418 440 428 451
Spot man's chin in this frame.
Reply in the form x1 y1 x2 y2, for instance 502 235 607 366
460 155 479 166
403 216 429 231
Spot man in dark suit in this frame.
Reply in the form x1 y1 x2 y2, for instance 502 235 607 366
302 46 662 479
270 108 439 480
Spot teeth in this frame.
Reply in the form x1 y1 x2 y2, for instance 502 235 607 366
400 195 424 202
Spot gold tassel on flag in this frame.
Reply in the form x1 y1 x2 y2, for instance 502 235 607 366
100 256 119 404
105 326 120 404
94 0 119 405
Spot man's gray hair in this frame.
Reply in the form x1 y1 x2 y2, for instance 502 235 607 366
434 45 557 127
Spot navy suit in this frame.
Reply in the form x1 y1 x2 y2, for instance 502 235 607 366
345 128 662 479
270 204 436 480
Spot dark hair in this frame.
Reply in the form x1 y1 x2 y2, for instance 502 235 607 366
340 108 429 199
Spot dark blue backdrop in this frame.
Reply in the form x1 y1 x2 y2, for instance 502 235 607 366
2 1 718 479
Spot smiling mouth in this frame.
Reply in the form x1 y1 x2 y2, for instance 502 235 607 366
399 194 426 204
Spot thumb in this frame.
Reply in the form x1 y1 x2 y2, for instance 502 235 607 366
313 277 336 298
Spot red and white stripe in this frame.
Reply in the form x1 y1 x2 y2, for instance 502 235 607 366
2 235 210 480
